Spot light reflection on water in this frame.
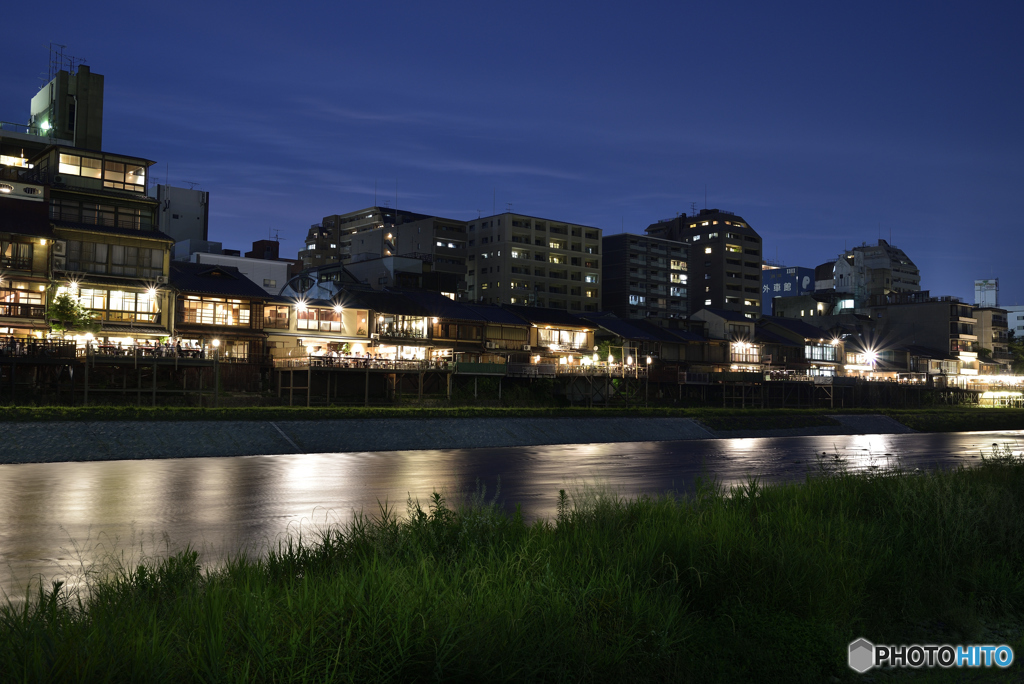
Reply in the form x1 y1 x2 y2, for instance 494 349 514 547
0 430 1021 603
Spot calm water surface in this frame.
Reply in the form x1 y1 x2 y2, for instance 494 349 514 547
1 430 1021 600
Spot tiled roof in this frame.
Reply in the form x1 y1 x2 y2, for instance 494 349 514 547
760 316 833 341
52 220 176 242
169 262 268 298
502 304 587 328
581 314 665 342
334 288 429 317
694 307 752 322
396 290 489 321
462 304 533 325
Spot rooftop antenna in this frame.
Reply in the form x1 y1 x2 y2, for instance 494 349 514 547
690 201 697 218
269 228 282 243
506 202 512 214
183 180 200 190
47 43 66 82
477 209 482 218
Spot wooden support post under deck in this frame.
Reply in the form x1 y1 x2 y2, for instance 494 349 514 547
307 367 311 408
364 366 370 407
152 362 157 407
83 360 89 406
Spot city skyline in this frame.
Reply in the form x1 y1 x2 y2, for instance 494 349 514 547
3 1 1021 304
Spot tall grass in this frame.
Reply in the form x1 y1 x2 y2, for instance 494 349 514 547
3 453 1024 682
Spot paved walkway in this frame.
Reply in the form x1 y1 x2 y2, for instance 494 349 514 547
0 415 918 464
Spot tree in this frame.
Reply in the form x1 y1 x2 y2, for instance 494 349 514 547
1009 337 1024 375
47 292 100 334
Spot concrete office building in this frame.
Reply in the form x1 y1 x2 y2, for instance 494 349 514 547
832 239 920 309
972 306 1012 371
298 207 467 278
761 265 815 314
2 63 103 177
975 279 998 308
1002 305 1024 340
601 233 687 325
465 212 602 312
645 209 762 319
154 184 209 244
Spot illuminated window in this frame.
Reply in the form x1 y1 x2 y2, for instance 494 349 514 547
182 298 251 326
704 247 712 254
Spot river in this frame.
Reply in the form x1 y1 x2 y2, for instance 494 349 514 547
1 430 1021 602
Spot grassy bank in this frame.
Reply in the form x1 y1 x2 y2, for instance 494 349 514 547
1 404 1022 433
3 454 1023 682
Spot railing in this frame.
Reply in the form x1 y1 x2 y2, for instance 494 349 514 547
378 325 427 339
0 340 77 359
78 345 261 363
0 303 46 319
453 362 507 375
273 356 445 372
0 257 32 270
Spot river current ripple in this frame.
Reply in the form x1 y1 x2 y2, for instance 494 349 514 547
1 430 1021 601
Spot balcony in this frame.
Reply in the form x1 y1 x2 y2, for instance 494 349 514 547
0 257 32 270
0 303 45 319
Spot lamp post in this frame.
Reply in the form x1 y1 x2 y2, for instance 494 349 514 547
211 339 221 407
646 355 652 405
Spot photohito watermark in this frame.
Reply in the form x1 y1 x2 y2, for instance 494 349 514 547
848 638 1014 673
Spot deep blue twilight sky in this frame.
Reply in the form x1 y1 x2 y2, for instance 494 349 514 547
3 2 1022 303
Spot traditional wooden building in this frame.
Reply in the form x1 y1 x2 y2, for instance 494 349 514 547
170 261 268 361
0 180 51 340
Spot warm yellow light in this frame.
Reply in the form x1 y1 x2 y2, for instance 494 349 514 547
306 345 314 354
40 239 47 246
646 356 652 365
147 287 157 298
84 333 94 341
627 356 634 365
607 354 614 364
212 339 220 348
334 305 343 313
296 301 307 311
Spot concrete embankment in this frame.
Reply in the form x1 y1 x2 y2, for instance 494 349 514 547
0 415 917 465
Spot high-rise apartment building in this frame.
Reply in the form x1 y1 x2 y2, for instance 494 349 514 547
645 209 762 319
601 233 688 325
465 212 601 312
297 207 467 287
832 239 920 309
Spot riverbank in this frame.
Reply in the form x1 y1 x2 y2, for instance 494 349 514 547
4 457 1023 682
0 408 1021 464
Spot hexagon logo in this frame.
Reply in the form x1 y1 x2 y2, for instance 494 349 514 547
848 638 875 673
